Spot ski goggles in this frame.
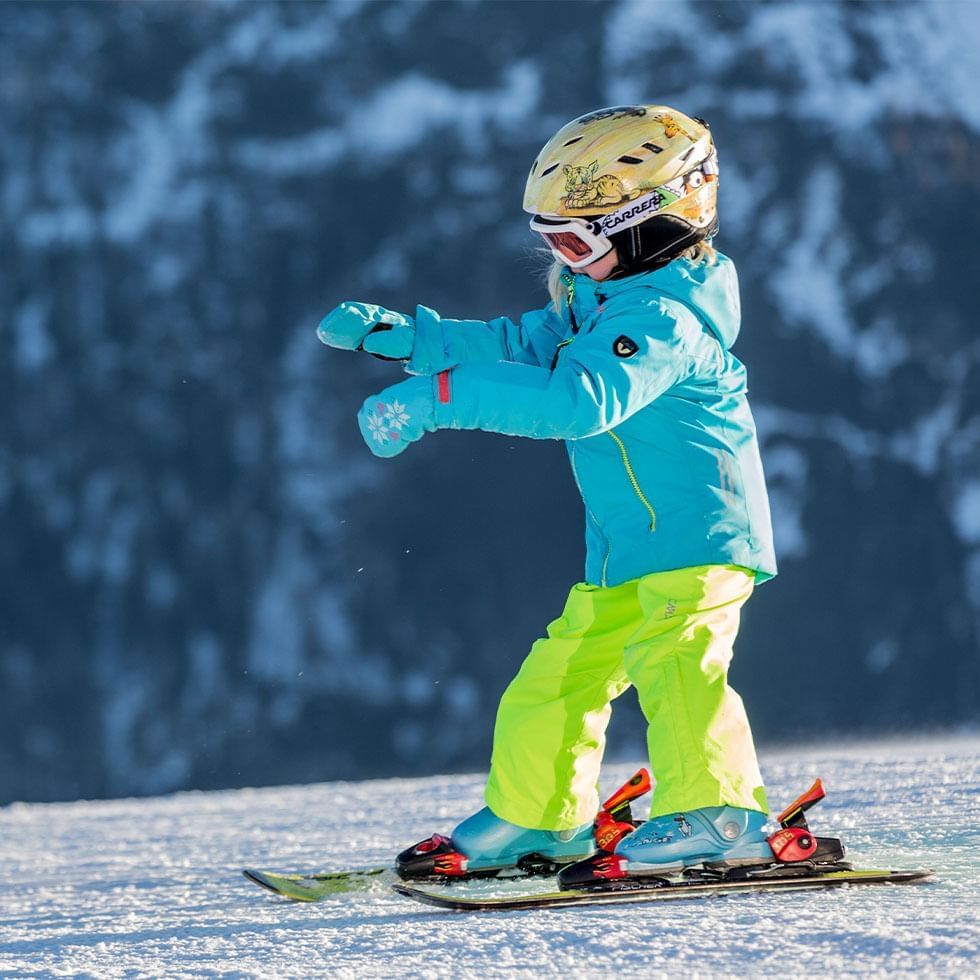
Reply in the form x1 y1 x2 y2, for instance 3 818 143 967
529 214 613 268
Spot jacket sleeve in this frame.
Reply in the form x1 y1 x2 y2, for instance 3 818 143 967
407 304 565 375
433 298 693 440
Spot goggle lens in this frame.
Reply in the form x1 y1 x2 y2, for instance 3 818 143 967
539 230 593 261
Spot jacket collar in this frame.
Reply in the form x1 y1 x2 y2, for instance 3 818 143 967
567 263 675 316
572 261 686 298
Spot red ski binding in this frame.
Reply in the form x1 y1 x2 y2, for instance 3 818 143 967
766 777 845 865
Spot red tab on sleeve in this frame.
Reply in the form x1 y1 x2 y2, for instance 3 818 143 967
437 370 451 404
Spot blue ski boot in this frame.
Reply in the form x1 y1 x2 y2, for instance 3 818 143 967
452 807 595 874
616 805 772 872
558 805 771 887
396 807 594 881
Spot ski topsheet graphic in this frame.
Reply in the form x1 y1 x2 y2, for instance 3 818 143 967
391 867 934 912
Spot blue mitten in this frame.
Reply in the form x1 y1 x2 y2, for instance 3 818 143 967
357 376 440 458
317 301 416 360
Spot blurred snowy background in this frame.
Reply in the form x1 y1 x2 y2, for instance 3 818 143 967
2 0 978 804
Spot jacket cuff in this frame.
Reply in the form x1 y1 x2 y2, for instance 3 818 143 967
406 304 451 376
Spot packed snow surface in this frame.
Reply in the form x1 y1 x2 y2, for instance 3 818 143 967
0 735 977 978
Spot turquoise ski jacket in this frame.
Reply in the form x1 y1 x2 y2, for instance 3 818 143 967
410 252 776 587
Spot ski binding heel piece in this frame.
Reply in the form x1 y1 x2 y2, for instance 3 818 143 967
766 777 845 866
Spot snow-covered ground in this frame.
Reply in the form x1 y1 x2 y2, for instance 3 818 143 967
0 735 977 978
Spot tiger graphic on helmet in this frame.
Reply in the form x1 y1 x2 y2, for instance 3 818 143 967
561 162 642 210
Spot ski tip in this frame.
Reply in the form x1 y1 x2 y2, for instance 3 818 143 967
391 882 423 898
389 882 481 912
391 882 455 905
242 869 279 893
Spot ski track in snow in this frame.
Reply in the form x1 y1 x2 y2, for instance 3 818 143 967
0 736 977 978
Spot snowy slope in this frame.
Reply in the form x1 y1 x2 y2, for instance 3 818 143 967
0 735 977 978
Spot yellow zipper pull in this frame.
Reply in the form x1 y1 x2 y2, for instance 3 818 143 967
561 270 575 308
561 271 578 332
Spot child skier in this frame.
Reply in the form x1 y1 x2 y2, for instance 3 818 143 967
318 105 777 884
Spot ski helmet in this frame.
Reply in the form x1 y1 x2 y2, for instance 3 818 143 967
524 105 718 276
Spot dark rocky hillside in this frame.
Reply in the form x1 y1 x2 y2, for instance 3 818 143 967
2 0 977 802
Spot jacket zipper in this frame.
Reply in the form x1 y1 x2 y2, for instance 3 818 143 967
607 430 657 532
553 272 580 369
569 444 611 587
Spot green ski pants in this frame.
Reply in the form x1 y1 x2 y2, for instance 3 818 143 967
484 564 768 831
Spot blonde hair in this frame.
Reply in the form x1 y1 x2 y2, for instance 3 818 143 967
545 242 718 311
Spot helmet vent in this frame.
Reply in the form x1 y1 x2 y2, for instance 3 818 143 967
530 158 539 175
563 136 584 147
617 155 644 164
539 162 560 177
642 142 663 154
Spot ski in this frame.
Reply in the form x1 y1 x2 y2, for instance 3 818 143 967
242 866 393 901
391 866 934 912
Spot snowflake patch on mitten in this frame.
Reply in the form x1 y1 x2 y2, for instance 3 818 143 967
366 399 411 445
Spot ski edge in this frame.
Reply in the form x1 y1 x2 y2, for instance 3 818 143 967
391 868 935 912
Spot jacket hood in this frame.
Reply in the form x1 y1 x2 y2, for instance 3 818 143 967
576 250 742 350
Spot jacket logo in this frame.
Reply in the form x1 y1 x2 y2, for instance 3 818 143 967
613 335 638 358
